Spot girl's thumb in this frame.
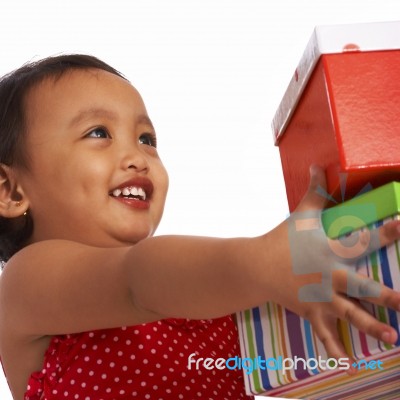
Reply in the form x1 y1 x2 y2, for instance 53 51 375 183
296 165 328 212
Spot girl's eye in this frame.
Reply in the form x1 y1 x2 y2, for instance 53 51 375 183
139 133 157 148
85 127 111 139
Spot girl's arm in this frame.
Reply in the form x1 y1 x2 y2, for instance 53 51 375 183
1 167 400 364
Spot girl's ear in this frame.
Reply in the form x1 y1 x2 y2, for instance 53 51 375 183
0 163 29 218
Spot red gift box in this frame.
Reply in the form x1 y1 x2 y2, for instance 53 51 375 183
273 22 400 211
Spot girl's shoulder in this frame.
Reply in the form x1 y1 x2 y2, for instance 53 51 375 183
0 239 148 340
0 239 128 293
2 239 100 276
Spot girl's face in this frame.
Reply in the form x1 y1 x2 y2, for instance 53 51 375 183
15 69 169 247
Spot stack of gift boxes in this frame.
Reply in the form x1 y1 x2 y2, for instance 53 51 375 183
236 21 400 399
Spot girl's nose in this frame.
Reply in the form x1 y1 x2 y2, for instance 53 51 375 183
120 148 149 173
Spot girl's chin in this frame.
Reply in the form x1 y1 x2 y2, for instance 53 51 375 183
115 229 155 245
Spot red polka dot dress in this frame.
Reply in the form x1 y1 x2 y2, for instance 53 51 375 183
24 316 253 399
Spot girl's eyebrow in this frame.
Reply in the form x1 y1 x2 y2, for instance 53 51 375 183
68 108 155 130
69 108 118 127
137 114 155 130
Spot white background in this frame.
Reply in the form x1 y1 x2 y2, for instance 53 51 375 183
0 1 399 399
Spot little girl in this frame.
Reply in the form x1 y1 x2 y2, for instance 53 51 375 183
0 54 399 400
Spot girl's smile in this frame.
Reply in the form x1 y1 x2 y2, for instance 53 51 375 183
109 176 154 209
15 68 169 247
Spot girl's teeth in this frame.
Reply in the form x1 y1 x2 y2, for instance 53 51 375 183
130 187 139 196
112 186 147 200
138 188 146 200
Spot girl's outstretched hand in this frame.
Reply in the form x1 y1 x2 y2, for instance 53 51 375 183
271 166 400 374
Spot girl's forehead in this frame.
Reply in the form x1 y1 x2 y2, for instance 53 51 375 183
25 69 145 127
28 68 138 106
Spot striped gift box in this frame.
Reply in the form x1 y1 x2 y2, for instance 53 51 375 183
236 182 400 398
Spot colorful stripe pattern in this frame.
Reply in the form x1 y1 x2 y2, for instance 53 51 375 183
237 218 400 398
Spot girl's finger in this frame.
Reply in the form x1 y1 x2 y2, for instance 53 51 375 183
358 219 400 258
309 312 357 375
328 220 400 264
295 165 328 212
332 293 398 345
377 219 400 249
333 269 400 312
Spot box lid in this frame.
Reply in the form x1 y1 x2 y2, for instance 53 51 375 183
272 21 400 144
322 181 400 239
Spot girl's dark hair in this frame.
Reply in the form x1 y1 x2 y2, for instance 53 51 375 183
0 54 126 263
